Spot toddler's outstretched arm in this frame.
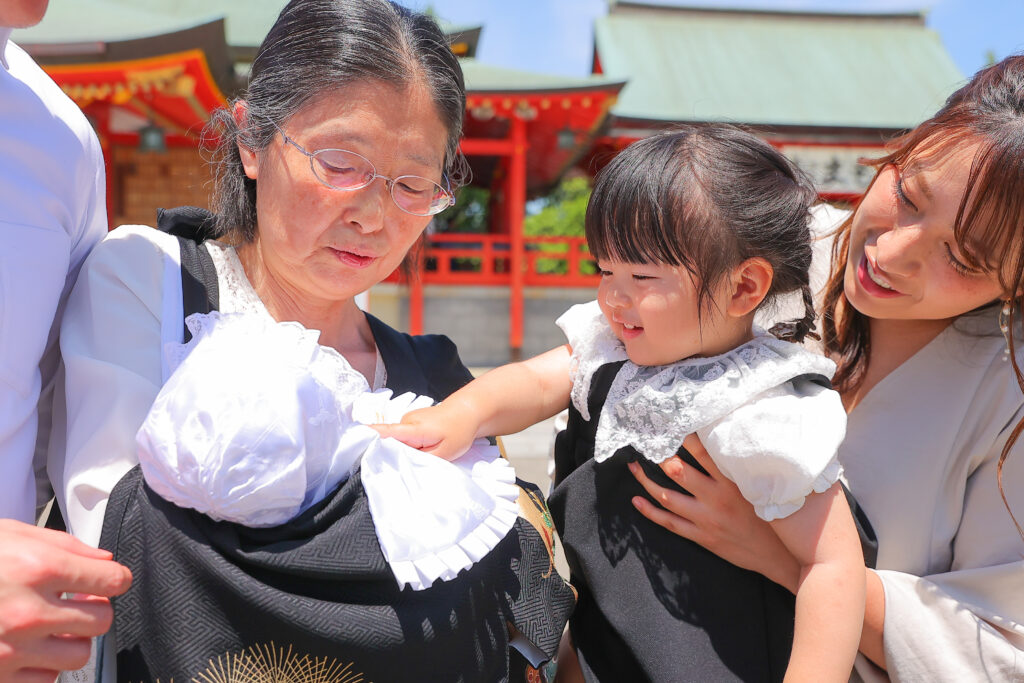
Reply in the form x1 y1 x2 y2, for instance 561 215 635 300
373 345 573 460
770 483 865 682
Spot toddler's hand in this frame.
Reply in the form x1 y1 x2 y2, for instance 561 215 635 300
371 403 477 461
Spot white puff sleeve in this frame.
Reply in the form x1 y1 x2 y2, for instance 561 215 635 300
697 375 846 521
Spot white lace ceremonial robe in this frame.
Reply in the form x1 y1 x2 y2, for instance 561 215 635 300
56 226 518 590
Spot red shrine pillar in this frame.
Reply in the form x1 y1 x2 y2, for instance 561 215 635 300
507 115 528 361
408 243 425 335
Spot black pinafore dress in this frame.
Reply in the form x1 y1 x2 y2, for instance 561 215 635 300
549 360 876 683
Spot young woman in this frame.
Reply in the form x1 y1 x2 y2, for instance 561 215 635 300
630 55 1024 681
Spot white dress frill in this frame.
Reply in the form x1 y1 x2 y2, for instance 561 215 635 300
557 301 847 521
136 311 520 591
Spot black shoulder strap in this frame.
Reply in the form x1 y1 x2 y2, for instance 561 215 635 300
176 238 219 341
364 313 474 400
156 205 217 241
156 206 220 341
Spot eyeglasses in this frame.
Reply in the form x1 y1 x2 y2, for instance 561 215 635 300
269 121 455 217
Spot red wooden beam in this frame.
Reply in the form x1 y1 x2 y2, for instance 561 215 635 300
460 137 515 156
409 245 425 335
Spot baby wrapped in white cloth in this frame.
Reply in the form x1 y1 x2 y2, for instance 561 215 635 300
136 311 519 591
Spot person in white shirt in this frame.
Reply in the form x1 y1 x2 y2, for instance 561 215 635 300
0 0 131 678
630 55 1024 681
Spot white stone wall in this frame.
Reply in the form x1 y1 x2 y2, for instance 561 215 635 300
368 284 595 366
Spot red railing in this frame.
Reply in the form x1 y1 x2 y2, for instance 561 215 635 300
388 233 600 288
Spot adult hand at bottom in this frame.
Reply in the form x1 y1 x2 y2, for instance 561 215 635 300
0 518 132 682
628 434 801 593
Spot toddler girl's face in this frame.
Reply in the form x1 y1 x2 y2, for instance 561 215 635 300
597 260 736 366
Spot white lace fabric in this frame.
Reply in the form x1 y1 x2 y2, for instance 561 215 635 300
206 240 267 316
556 300 628 421
206 239 389 387
139 309 518 591
558 300 847 521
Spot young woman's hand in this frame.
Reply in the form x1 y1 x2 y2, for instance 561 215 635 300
0 519 132 680
628 434 801 593
371 402 478 461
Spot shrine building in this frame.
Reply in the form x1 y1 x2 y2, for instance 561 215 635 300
14 1 964 363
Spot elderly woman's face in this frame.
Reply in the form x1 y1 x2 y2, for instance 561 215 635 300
240 80 448 305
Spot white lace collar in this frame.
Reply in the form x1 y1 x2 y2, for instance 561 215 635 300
557 301 837 464
206 240 269 316
205 240 387 389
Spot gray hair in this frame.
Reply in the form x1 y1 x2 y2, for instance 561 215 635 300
206 0 468 242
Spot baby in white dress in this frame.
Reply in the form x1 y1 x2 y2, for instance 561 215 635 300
378 127 866 682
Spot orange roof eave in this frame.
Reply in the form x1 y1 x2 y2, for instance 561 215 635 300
43 49 228 137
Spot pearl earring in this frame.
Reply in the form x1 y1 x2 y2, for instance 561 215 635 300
1000 300 1013 361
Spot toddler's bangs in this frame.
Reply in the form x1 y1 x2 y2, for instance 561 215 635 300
584 138 699 270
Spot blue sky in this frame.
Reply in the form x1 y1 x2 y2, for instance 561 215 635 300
407 0 1024 81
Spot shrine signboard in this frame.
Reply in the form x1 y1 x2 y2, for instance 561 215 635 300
777 144 886 197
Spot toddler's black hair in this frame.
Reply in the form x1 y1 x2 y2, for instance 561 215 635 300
585 124 820 342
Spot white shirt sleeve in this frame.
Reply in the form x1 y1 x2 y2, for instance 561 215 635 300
697 375 846 521
0 40 108 522
875 416 1024 682
55 225 176 547
33 127 108 516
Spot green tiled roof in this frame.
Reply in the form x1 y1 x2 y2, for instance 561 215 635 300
461 59 623 94
15 1 478 50
595 7 965 129
13 0 279 46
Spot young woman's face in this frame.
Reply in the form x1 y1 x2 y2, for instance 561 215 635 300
240 79 448 306
845 143 1005 322
597 260 735 366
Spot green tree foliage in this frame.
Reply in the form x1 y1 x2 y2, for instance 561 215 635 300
435 185 490 234
431 176 597 275
524 176 595 275
523 176 591 238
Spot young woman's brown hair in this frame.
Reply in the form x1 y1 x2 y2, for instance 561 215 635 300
821 54 1024 536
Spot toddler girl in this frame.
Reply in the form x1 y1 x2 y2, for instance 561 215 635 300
379 126 866 682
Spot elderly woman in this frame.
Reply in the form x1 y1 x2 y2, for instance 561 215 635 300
51 1 572 680
630 54 1024 681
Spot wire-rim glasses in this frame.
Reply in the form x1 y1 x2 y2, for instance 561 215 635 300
269 120 455 217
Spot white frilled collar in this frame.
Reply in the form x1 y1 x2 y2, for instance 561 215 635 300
138 311 519 591
557 301 837 464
